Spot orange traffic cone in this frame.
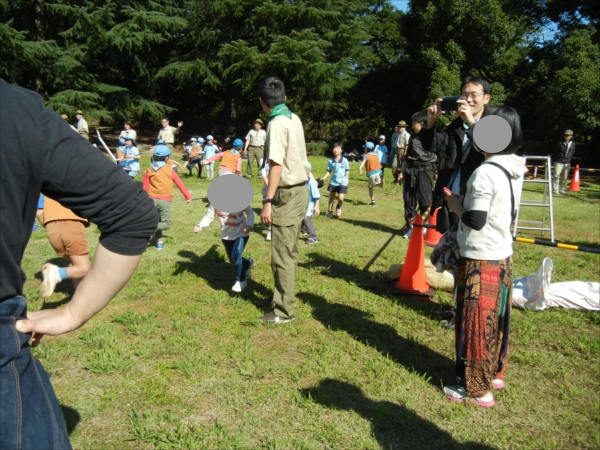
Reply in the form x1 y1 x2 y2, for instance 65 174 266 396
569 165 581 192
424 207 443 246
389 215 435 298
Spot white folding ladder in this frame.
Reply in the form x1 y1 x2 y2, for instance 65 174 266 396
513 156 555 242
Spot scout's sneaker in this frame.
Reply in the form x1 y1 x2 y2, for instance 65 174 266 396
305 238 318 245
265 230 272 241
245 258 254 280
327 211 333 218
370 201 376 206
156 240 164 250
402 227 413 239
232 280 248 293
259 311 295 324
492 379 506 390
41 263 61 298
336 207 342 217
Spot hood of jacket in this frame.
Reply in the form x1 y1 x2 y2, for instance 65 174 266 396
482 154 528 180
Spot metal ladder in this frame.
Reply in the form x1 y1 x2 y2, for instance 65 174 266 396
513 156 555 242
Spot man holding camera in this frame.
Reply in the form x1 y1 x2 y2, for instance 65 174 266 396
419 76 490 232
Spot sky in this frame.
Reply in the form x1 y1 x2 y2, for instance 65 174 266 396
389 0 409 12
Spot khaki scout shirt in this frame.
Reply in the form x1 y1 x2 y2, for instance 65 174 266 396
245 128 266 146
266 114 308 187
158 126 179 144
77 118 88 134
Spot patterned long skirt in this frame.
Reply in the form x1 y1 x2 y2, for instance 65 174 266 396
454 257 512 398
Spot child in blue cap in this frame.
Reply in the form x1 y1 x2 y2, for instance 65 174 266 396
203 135 219 179
143 144 192 249
201 138 243 176
359 141 383 205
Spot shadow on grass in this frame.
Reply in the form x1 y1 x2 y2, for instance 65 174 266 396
339 218 398 234
301 379 492 450
60 404 81 435
175 248 271 312
298 292 452 389
301 252 449 322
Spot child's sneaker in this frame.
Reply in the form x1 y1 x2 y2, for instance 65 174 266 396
265 230 271 241
245 258 254 280
336 207 342 217
327 211 333 218
156 240 164 250
443 385 466 402
232 280 247 293
492 379 506 390
41 264 61 298
370 201 376 206
305 238 318 245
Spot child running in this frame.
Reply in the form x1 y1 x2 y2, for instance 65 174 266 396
194 174 255 293
39 195 90 297
301 162 321 244
143 144 192 249
187 137 205 177
359 141 383 205
318 142 350 218
201 138 243 176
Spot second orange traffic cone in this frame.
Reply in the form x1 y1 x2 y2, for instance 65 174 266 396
569 165 581 192
424 207 443 246
389 215 435 298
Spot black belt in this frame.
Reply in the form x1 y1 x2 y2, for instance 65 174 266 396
279 181 306 189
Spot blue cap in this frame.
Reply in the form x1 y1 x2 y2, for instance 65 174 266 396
154 144 171 157
124 135 134 141
119 138 125 145
363 142 374 150
197 137 205 143
206 135 214 140
190 137 197 142
156 139 166 145
232 138 244 149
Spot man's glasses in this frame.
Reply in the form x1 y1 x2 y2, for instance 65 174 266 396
460 92 484 100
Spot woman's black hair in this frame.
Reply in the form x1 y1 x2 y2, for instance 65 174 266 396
483 105 523 154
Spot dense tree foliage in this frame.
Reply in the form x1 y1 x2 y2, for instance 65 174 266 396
1 0 598 159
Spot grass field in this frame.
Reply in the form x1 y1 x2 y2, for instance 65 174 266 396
23 154 600 449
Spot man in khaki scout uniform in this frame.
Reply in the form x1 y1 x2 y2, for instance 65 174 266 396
243 118 266 178
75 109 89 140
259 77 309 324
158 116 183 153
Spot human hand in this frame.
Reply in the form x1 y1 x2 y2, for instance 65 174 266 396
15 306 81 347
359 169 363 175
194 225 202 233
398 172 404 184
261 203 272 225
427 98 444 127
313 206 320 216
242 226 253 233
456 99 475 126
178 121 183 127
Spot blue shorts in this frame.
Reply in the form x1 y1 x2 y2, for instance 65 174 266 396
327 184 348 194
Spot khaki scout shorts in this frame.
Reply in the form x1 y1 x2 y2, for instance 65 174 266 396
368 173 382 188
45 220 89 257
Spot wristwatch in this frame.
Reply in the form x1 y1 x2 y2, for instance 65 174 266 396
262 196 273 204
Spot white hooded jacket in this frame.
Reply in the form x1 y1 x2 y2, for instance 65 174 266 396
458 154 528 260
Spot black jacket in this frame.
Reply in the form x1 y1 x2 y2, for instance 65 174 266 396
0 79 159 301
554 140 576 164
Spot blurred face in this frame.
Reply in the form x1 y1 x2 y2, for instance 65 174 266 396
412 121 423 133
76 113 82 119
394 126 399 132
124 123 131 130
161 119 169 127
332 146 342 156
399 126 406 132
564 134 572 141
125 139 132 146
379 139 385 144
254 122 262 129
460 82 490 119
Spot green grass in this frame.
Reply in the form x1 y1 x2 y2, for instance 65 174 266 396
22 155 600 449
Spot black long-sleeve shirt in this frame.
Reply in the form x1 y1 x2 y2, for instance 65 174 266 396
0 79 158 301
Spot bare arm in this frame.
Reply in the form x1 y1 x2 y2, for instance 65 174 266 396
16 244 143 346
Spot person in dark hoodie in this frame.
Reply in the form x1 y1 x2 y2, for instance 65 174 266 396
442 105 527 409
419 76 491 233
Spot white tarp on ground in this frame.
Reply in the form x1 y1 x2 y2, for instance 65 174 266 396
512 257 600 311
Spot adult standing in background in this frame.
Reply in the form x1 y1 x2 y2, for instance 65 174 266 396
393 121 410 183
75 109 89 140
157 116 183 153
119 120 137 140
259 77 309 324
552 130 576 195
0 78 158 449
243 118 266 178
390 123 401 177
